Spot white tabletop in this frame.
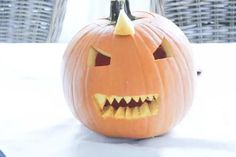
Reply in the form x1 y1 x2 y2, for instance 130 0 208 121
0 43 236 157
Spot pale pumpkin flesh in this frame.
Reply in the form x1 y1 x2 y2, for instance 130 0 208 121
114 9 135 36
63 11 195 139
94 93 159 119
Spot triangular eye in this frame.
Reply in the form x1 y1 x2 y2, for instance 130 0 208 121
88 47 111 67
95 51 111 66
153 45 167 60
153 39 173 60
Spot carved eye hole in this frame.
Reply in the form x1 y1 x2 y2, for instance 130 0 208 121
153 39 173 60
153 45 168 60
88 47 111 67
95 52 111 66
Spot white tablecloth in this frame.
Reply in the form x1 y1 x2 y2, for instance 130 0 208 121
0 44 236 157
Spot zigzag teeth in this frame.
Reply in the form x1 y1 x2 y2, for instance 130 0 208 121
133 96 140 102
94 94 106 110
102 106 114 118
140 95 146 102
154 94 159 100
108 96 115 104
150 100 159 115
115 96 122 103
140 102 151 117
114 107 126 119
124 96 132 103
147 95 154 101
95 94 160 106
94 93 160 119
125 107 132 119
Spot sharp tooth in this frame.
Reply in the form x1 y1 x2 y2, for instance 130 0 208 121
147 95 154 101
133 96 140 102
115 96 122 103
154 94 159 100
94 94 106 109
102 106 114 118
153 95 157 100
124 96 132 103
108 96 115 104
140 102 151 117
140 95 147 102
114 107 125 119
125 107 132 119
149 102 159 115
132 107 140 119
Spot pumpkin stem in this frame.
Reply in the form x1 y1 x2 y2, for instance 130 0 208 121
124 0 135 20
110 0 135 22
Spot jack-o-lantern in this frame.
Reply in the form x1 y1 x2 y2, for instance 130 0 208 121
63 0 195 139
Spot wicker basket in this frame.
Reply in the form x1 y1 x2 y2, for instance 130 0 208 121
150 0 236 43
0 0 67 43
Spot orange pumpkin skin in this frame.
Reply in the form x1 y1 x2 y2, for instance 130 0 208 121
63 12 195 139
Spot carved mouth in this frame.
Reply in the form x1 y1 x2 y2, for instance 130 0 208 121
94 94 160 119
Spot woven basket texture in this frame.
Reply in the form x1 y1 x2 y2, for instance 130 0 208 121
0 0 67 43
150 0 236 43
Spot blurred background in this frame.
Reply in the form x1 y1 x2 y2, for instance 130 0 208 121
60 0 150 42
1 0 236 43
0 0 150 43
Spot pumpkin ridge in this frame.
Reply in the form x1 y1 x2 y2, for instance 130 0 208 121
156 60 173 128
156 60 169 133
134 24 165 91
84 26 114 129
160 34 190 122
133 23 171 133
70 26 106 127
147 18 194 86
142 22 190 130
135 23 161 54
132 31 151 96
63 26 100 119
134 27 168 133
166 58 185 127
143 22 193 114
164 35 193 121
63 25 98 82
170 57 190 124
145 20 187 124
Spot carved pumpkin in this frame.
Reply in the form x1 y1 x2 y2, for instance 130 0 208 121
63 0 195 139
